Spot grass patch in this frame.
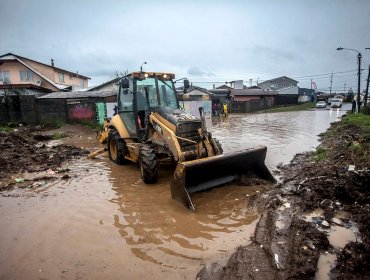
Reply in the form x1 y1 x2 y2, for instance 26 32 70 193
314 146 327 161
52 132 68 140
341 113 370 131
263 102 316 113
0 126 13 132
349 142 364 154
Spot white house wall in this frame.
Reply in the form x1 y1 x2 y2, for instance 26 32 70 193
277 86 299 95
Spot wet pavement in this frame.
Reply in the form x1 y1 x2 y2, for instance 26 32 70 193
0 104 350 279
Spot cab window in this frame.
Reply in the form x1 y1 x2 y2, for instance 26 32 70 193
158 79 178 108
137 78 158 109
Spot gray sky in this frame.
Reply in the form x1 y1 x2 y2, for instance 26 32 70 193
1 0 370 92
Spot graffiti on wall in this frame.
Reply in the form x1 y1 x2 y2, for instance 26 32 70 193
69 104 94 120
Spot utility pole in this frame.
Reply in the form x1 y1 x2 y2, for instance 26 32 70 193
337 47 362 113
357 53 362 112
365 48 370 107
310 79 313 90
344 82 346 94
365 64 370 107
329 72 333 95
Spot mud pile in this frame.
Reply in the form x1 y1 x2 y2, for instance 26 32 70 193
0 129 89 190
198 114 370 279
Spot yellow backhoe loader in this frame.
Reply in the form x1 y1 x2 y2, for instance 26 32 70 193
95 71 274 210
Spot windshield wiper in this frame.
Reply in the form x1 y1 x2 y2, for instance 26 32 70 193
159 79 174 90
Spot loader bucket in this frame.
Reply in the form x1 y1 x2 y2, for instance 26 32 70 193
171 146 275 211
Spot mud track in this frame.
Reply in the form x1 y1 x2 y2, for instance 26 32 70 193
198 114 370 280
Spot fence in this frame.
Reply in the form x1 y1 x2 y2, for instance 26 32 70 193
0 95 114 126
230 97 275 113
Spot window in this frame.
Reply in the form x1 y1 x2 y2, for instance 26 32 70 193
136 78 158 108
0 71 10 83
20 70 33 81
157 79 177 108
59 72 65 83
119 78 134 112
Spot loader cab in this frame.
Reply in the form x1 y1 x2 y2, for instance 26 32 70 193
117 72 179 141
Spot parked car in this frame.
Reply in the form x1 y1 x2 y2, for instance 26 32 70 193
316 101 327 108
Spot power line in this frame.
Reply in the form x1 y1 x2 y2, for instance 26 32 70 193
291 69 357 79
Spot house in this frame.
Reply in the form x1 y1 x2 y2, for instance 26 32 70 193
0 53 91 124
176 86 213 119
258 76 298 91
177 86 213 101
229 88 277 102
276 86 299 104
0 53 90 95
88 77 120 92
298 88 316 103
209 81 277 113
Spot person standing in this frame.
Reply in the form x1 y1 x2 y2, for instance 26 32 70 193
223 103 228 117
352 99 356 113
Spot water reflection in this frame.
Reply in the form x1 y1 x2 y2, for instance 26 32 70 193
108 163 260 266
212 104 349 169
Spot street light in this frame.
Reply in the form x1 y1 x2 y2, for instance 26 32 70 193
140 61 147 73
337 47 362 113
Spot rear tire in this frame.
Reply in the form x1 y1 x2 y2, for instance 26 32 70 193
108 130 129 165
139 144 158 184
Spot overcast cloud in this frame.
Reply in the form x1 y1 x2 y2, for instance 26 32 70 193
1 0 370 91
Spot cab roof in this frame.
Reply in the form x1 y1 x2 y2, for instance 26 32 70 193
130 72 175 80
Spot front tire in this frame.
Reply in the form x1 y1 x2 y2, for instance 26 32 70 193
108 130 129 165
139 144 158 184
214 138 223 154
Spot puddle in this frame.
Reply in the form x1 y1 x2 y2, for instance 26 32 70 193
303 209 360 250
0 159 261 279
328 225 358 250
315 252 337 280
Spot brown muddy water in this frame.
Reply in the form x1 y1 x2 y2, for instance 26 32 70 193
0 105 349 279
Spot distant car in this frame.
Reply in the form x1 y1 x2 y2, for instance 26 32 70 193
316 101 327 108
331 98 343 108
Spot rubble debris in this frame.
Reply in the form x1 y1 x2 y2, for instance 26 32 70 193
0 129 88 190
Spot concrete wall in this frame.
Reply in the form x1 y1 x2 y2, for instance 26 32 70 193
275 95 298 105
0 88 48 124
37 99 67 125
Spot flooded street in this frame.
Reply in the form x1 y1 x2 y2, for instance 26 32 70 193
212 105 350 169
0 105 349 279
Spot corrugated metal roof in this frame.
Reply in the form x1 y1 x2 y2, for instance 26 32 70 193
88 77 120 91
37 90 116 99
